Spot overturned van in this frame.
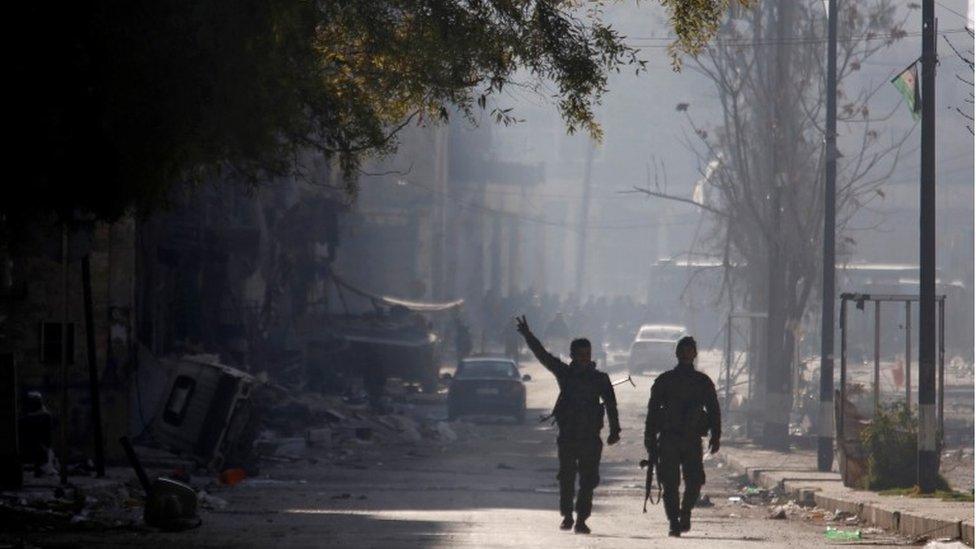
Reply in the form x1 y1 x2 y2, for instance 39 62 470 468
153 355 259 470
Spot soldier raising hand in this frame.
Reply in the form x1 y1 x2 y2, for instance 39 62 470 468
515 315 620 535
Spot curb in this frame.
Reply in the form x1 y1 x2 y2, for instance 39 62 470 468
722 451 974 547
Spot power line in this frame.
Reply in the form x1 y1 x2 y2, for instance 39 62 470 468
390 178 700 232
935 1 972 23
626 27 971 49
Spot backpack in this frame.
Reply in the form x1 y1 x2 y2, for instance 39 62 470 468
657 371 710 436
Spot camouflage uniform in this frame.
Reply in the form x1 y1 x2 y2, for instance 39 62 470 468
645 362 721 527
524 333 620 521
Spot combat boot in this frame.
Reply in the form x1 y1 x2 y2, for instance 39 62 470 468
560 516 574 530
679 511 691 532
668 520 681 537
573 520 591 534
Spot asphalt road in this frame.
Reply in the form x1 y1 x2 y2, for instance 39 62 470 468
17 352 915 548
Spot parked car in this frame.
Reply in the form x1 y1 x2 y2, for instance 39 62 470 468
627 324 686 374
447 357 529 423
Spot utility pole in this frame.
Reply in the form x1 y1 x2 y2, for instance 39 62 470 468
817 0 839 472
58 224 69 485
431 125 449 299
762 0 794 451
81 256 105 477
917 0 938 493
574 139 595 301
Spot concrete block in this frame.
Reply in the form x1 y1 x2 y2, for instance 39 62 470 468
814 493 863 517
897 513 961 541
960 519 973 547
861 503 899 531
796 488 818 507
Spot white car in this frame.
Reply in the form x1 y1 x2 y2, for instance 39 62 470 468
627 324 686 374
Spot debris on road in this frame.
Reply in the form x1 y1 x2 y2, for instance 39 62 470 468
768 506 787 519
824 526 861 541
219 468 246 486
923 540 970 549
197 491 228 510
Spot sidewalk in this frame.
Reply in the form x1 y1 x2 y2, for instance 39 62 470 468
720 442 975 546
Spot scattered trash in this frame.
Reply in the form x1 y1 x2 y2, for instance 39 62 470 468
696 495 713 508
862 527 883 535
272 437 308 458
399 424 423 443
237 478 307 487
742 486 762 496
306 427 333 447
768 506 787 519
322 407 349 424
197 491 228 510
824 526 861 541
923 540 969 549
169 469 191 483
219 468 247 486
435 422 457 442
728 496 743 503
121 436 201 530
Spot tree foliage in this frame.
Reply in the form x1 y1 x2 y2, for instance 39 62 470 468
8 0 740 222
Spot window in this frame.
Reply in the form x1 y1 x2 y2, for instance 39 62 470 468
163 376 196 426
38 322 74 365
457 361 519 379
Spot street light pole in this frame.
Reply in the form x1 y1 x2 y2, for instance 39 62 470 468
917 0 938 493
574 139 595 301
817 0 838 473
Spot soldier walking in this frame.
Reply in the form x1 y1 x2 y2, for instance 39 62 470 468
515 315 620 534
644 336 721 537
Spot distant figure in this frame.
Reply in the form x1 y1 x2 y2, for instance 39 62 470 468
454 316 473 361
515 315 620 535
18 391 54 477
644 336 721 537
545 312 570 340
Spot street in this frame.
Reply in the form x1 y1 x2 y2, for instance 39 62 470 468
3 0 973 546
15 354 917 548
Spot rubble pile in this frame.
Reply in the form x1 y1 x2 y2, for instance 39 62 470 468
253 383 473 469
1 351 474 535
0 479 142 532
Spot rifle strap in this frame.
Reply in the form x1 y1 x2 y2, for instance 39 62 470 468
649 478 661 505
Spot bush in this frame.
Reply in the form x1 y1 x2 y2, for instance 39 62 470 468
860 404 948 491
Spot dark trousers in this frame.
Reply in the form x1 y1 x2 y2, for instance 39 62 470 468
557 437 603 520
657 434 705 523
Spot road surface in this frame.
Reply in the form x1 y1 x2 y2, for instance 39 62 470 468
14 352 914 548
